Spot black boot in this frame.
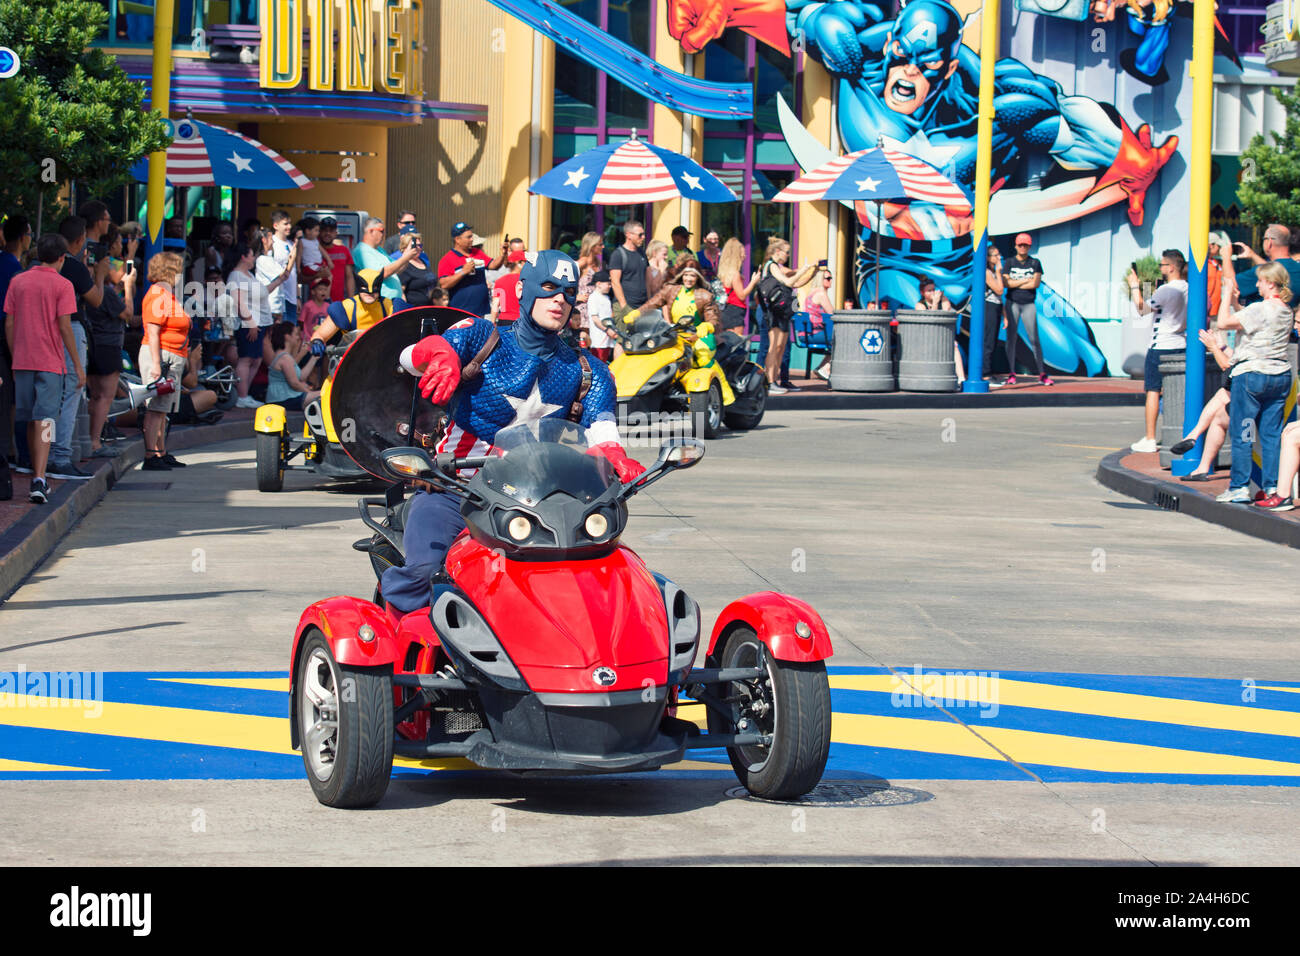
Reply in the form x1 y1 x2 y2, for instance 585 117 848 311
0 460 11 501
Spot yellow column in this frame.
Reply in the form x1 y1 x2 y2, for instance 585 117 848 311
146 0 177 255
651 12 689 246
800 58 834 296
500 20 553 249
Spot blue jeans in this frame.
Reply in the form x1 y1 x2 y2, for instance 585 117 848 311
1229 370 1292 491
380 491 467 615
53 323 87 464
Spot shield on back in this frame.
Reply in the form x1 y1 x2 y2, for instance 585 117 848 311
330 306 477 478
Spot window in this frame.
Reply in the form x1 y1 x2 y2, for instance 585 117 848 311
551 0 656 238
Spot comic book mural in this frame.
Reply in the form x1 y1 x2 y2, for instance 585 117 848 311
667 0 1201 375
1016 1 1240 87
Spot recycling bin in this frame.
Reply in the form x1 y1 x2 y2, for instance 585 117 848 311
829 309 895 392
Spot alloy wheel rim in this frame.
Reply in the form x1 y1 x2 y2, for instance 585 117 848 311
300 648 340 781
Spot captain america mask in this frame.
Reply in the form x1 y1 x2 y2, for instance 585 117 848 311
884 0 964 116
517 250 579 332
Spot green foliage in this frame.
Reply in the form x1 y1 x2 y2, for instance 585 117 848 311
0 0 170 219
1238 85 1300 229
1122 254 1162 286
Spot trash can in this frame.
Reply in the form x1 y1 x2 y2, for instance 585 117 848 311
1159 353 1226 469
829 309 895 392
895 309 959 392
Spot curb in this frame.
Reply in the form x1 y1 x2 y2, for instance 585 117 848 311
0 417 253 604
767 390 1143 411
1095 450 1300 550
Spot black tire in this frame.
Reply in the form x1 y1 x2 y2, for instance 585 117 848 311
707 626 831 800
689 380 724 439
255 429 285 492
296 630 394 808
723 366 767 430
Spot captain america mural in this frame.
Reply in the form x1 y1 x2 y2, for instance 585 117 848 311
667 0 1184 374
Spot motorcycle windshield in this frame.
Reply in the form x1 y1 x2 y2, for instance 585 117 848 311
487 421 616 505
623 316 681 354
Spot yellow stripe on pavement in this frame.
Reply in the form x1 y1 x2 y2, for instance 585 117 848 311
0 757 106 772
0 693 294 755
151 677 291 692
831 675 1300 738
831 712 1011 762
980 725 1300 777
1258 686 1300 695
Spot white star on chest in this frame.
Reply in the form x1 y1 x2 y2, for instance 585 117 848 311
855 176 881 193
882 131 962 171
564 167 590 188
680 172 703 191
227 152 253 173
503 382 564 436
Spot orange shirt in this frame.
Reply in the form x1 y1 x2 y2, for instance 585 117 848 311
1207 259 1222 318
143 283 191 358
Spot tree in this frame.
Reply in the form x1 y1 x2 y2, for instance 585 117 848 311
0 0 170 221
1238 85 1300 230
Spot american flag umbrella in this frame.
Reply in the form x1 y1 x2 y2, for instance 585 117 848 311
530 133 736 204
129 115 313 191
774 143 971 306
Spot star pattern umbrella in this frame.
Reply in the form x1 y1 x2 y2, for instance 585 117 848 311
129 116 313 190
774 144 970 306
530 134 736 204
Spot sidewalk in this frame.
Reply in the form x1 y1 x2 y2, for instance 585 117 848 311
0 409 257 602
768 369 1143 409
1097 447 1300 550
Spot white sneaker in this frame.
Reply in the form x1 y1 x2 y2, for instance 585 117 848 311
1216 487 1252 504
236 396 261 409
767 384 788 394
815 363 831 381
1130 437 1158 453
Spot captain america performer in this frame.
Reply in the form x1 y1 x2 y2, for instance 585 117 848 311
667 0 1178 313
381 249 647 615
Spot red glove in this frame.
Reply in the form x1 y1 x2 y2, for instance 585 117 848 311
411 335 461 404
667 0 789 55
589 442 646 483
1089 118 1178 228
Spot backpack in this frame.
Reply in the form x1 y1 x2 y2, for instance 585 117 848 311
756 262 793 316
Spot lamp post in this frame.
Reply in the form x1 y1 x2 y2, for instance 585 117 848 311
145 0 177 261
963 0 999 394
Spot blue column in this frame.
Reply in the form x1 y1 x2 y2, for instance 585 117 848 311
1174 252 1208 476
963 233 990 393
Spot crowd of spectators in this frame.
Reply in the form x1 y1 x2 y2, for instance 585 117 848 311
1124 223 1300 512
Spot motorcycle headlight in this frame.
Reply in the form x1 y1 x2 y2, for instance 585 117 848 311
507 515 532 541
584 512 608 538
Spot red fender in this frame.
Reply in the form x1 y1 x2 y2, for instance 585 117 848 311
706 591 833 663
291 596 405 673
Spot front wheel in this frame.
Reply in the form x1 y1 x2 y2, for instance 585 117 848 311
707 626 831 800
296 630 394 808
689 380 724 439
255 429 285 492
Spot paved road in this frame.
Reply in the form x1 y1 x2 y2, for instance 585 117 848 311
1 406 1297 865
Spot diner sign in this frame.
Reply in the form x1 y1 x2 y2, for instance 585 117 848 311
259 0 424 96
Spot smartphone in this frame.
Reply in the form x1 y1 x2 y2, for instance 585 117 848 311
125 260 134 276
817 259 828 268
1130 261 1138 273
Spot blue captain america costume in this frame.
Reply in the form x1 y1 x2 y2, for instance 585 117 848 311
433 315 620 459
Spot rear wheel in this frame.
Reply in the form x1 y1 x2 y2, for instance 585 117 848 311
708 626 830 800
724 366 767 431
296 630 393 808
255 430 285 492
689 380 724 439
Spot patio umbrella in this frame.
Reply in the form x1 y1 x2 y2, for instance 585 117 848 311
773 140 970 307
129 115 313 191
530 132 736 204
